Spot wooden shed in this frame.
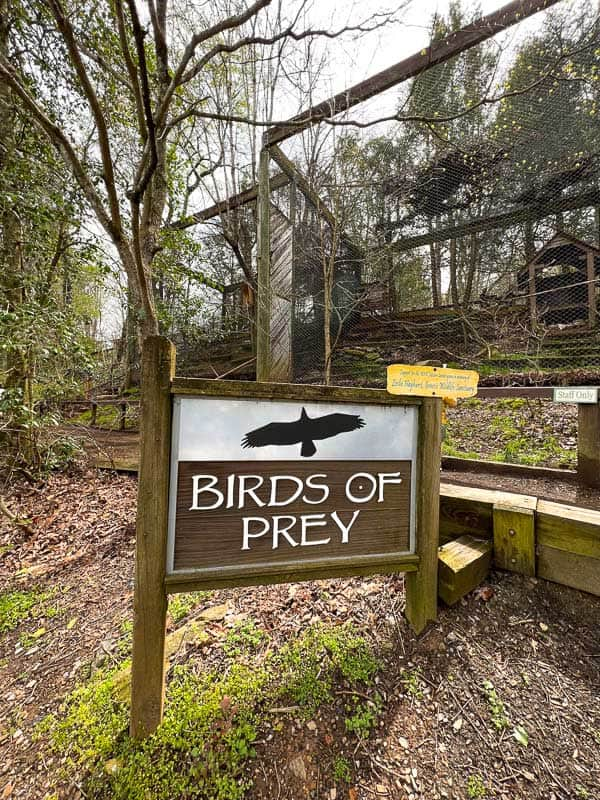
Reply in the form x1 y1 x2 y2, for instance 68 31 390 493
518 233 600 329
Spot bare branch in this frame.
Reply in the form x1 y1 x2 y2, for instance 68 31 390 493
45 0 123 237
0 56 115 238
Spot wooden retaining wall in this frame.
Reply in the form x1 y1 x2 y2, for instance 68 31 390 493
440 483 600 597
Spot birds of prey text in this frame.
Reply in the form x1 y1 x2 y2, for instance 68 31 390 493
242 407 366 457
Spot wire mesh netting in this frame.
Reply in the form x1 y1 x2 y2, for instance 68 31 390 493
258 0 600 387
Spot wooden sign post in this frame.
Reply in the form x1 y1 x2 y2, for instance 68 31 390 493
130 337 441 738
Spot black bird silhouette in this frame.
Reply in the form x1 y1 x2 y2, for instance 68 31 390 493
241 407 366 457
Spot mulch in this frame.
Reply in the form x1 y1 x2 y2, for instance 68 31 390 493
1 468 599 800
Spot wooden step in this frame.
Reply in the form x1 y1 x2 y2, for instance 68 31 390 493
438 535 492 606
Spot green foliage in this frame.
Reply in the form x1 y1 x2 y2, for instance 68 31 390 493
43 623 381 799
0 588 56 634
223 619 266 658
277 624 380 713
168 592 211 624
344 694 382 739
467 773 487 798
332 755 352 784
401 667 424 700
482 680 509 731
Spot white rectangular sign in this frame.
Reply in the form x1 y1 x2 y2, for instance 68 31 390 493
167 396 418 576
553 387 598 404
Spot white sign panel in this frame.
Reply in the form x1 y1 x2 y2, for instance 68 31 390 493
553 387 598 404
167 396 418 576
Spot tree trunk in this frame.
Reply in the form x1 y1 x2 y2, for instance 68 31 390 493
430 241 441 307
449 236 459 309
462 233 478 308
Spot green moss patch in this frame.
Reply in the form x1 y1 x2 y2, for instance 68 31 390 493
42 622 380 799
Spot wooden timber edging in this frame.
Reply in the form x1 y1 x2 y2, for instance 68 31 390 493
440 482 600 597
442 455 578 483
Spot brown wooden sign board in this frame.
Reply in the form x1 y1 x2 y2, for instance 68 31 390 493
166 388 422 590
130 338 442 738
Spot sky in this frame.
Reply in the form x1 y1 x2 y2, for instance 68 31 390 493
99 0 561 339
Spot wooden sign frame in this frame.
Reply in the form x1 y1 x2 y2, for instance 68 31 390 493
130 337 442 738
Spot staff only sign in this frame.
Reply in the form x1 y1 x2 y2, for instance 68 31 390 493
167 394 417 582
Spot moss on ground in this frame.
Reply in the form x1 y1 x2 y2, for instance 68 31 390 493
41 622 380 800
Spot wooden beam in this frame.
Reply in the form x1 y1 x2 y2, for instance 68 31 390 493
169 172 289 230
578 402 600 488
405 397 442 633
587 249 596 328
477 387 554 399
493 502 536 576
383 189 600 254
265 0 563 146
256 148 272 382
130 336 175 738
269 146 364 259
438 535 492 606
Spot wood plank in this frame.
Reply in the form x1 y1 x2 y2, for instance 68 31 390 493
169 172 288 229
493 503 536 576
405 397 442 633
166 555 419 593
537 545 600 597
578 403 600 488
443 455 576 483
172 460 412 572
438 535 492 606
587 250 596 328
440 484 536 544
171 377 422 406
269 146 364 259
256 148 271 382
384 188 600 253
130 336 175 738
265 0 562 145
537 500 600 560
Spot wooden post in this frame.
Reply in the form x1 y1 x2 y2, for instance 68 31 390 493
586 250 596 329
256 146 271 382
578 402 600 489
130 336 175 738
493 502 536 576
528 261 537 326
119 401 127 431
405 397 442 634
90 401 97 427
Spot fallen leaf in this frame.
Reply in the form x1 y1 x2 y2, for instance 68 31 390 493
539 622 549 632
66 617 77 630
452 717 463 732
2 783 13 799
512 725 529 747
474 586 494 602
349 788 359 800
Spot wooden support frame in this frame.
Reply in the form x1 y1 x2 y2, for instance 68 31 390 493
586 250 596 328
265 0 563 146
256 147 271 382
130 366 442 737
578 402 600 489
130 336 176 739
493 502 536 576
405 397 442 634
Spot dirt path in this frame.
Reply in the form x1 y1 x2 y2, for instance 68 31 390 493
1 470 598 800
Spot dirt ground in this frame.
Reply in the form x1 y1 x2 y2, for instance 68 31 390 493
1 469 599 800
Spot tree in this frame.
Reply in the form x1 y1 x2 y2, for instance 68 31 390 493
0 0 389 344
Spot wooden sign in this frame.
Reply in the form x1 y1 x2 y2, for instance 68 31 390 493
130 338 443 739
553 387 598 404
387 364 479 399
167 394 418 586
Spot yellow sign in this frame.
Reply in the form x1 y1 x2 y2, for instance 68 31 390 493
387 364 479 399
